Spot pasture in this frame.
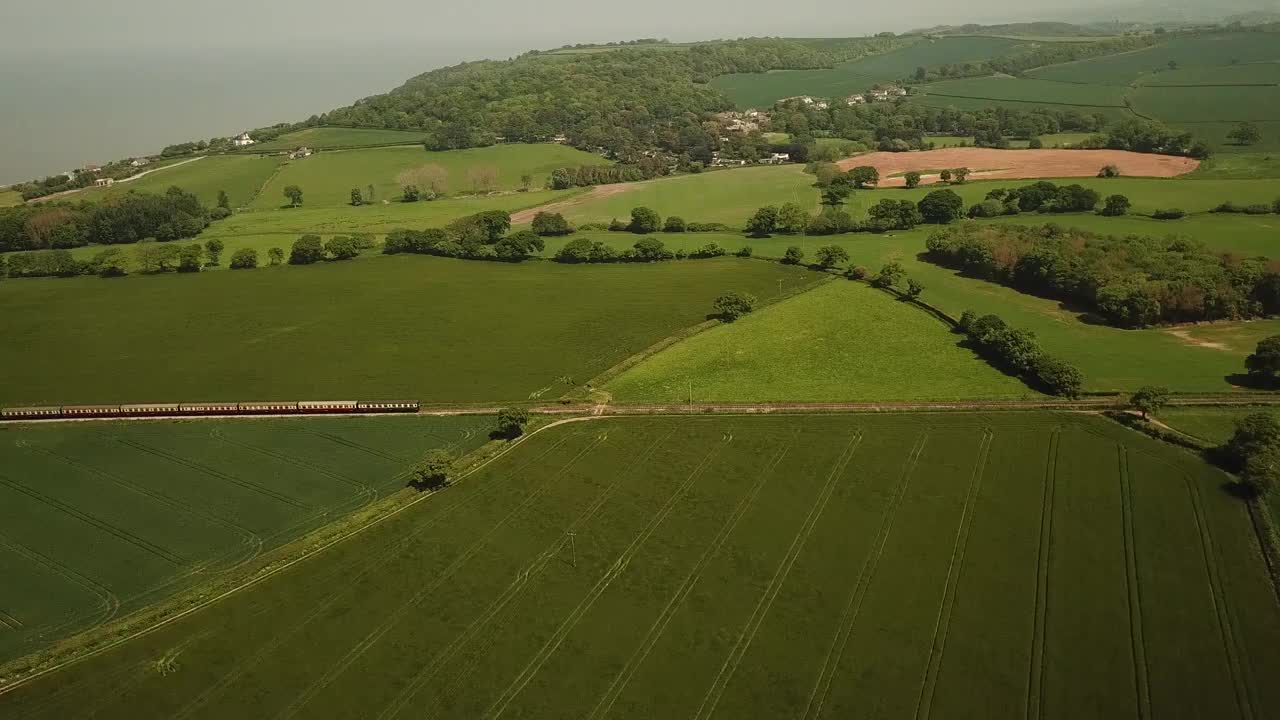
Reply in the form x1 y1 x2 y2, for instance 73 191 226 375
1027 32 1280 86
1 413 1276 720
0 414 491 664
710 36 1025 108
553 166 817 227
919 76 1129 109
75 156 284 209
0 256 814 406
606 280 1032 401
0 190 23 208
249 127 428 153
249 144 610 209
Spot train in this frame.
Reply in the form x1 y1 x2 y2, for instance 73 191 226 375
0 400 420 421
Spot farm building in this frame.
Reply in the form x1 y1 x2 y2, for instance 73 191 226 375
93 178 114 187
232 132 256 147
846 94 866 105
288 147 313 160
129 158 150 167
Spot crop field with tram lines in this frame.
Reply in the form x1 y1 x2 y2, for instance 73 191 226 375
0 414 492 665
1 412 1278 719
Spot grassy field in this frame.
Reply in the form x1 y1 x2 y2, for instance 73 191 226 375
1189 153 1280 180
710 36 1025 108
919 76 1129 108
2 412 1276 720
0 190 23 207
75 156 285 209
250 127 428 153
1027 32 1280 86
557 166 817 227
606 280 1032 401
1130 84 1280 124
249 144 610 209
0 256 816 406
0 414 492 664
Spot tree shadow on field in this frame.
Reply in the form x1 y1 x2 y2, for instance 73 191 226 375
1224 373 1279 391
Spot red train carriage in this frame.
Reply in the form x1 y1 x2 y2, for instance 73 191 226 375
0 406 64 420
63 405 123 418
238 402 301 414
298 400 359 414
356 401 420 413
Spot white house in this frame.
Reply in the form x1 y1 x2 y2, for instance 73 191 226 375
846 94 866 105
94 178 115 187
289 147 313 160
767 152 791 164
232 132 255 147
129 158 150 168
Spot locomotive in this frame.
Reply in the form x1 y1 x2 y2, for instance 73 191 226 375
0 400 420 421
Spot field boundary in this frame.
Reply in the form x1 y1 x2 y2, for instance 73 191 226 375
0 415 601 695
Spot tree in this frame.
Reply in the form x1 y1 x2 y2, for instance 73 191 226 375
520 173 534 192
411 449 455 490
814 245 849 270
177 244 204 273
1097 164 1121 178
229 247 259 269
1028 136 1043 149
1129 385 1169 419
325 236 360 260
746 206 779 237
713 291 757 321
663 216 686 232
217 190 231 210
531 211 573 236
905 278 924 300
951 167 970 184
289 235 325 265
494 407 530 439
629 206 661 234
1246 335 1280 384
848 165 880 189
268 247 284 266
283 185 303 207
402 184 421 202
1227 122 1262 146
870 261 905 289
903 171 922 189
632 237 670 261
1033 356 1083 397
204 238 225 266
494 231 544 261
91 248 129 277
135 243 181 273
782 246 805 265
1100 194 1131 216
939 169 952 183
775 202 809 234
918 189 965 224
350 188 364 206
820 175 854 207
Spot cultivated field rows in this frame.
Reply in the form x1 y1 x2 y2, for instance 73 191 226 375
0 417 492 663
4 413 1277 719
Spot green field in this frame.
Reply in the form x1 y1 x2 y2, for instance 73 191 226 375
250 144 610 209
710 36 1026 108
558 166 817 227
607 280 1031 401
1130 84 1280 124
1189 153 1280 180
76 156 285 209
250 127 429 152
925 132 1094 148
919 75 1129 108
1027 32 1280 86
0 414 491 663
0 190 23 208
2 413 1276 719
0 256 815 406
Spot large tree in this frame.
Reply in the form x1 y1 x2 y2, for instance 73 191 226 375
1129 385 1169 419
1246 335 1280 384
289 235 326 265
412 449 455 490
712 292 757 321
283 185 304 207
814 245 850 270
1227 122 1262 146
918 189 965 224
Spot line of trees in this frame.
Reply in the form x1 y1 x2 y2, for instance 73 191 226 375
1 236 260 279
0 187 212 253
956 311 1084 396
382 210 546 262
925 223 1280 328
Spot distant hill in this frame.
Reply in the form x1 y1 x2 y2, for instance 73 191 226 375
908 21 1110 37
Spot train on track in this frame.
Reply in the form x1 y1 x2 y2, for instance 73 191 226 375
0 400 420 421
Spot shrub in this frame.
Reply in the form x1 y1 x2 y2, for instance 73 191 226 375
325 236 360 260
632 237 672 261
268 247 284 265
411 449 454 490
918 189 964 224
735 246 753 258
1213 201 1243 214
1152 208 1185 220
1032 355 1084 397
531 211 573 236
209 206 232 221
289 235 326 264
494 407 530 439
870 261 905 289
608 218 627 231
493 231 544 261
712 291 757 321
177 244 204 273
1028 136 1043 149
903 171 922 189
228 248 258 269
814 245 850 270
663 216 687 232
689 242 727 259
782 246 804 265
846 265 869 280
1097 164 1121 178
746 206 779 237
968 199 1004 218
629 206 661 234
687 222 732 233
1244 204 1272 215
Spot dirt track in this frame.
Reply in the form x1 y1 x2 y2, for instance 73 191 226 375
509 183 636 224
837 148 1199 187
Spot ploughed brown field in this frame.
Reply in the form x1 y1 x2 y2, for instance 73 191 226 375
838 148 1200 186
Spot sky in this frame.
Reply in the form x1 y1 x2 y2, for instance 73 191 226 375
0 0 1253 184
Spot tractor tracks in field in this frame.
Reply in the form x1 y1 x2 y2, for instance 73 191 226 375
1026 428 1060 720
